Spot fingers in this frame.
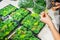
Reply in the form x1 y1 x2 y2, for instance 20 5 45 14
41 12 45 16
40 12 48 18
55 2 60 6
52 6 60 11
40 12 45 18
52 2 60 11
40 12 48 23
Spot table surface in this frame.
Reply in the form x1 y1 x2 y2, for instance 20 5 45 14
0 0 58 40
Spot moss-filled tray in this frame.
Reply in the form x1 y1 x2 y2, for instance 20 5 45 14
0 4 17 17
21 13 45 34
9 26 40 40
10 8 29 21
0 19 18 39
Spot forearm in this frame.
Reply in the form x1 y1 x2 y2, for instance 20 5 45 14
48 21 60 40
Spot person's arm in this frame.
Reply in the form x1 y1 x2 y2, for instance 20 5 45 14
48 20 60 40
40 12 60 40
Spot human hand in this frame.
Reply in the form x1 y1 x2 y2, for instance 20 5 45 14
52 2 60 11
40 12 52 25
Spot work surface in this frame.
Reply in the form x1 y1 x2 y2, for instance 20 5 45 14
0 0 58 40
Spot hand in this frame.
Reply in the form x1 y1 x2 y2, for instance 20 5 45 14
52 2 60 11
40 12 52 25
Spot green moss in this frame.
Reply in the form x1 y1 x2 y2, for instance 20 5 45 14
0 4 17 16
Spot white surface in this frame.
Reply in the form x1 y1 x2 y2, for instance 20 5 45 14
0 0 19 9
38 25 54 40
0 0 58 40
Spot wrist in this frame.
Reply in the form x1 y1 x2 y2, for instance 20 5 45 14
47 21 53 26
